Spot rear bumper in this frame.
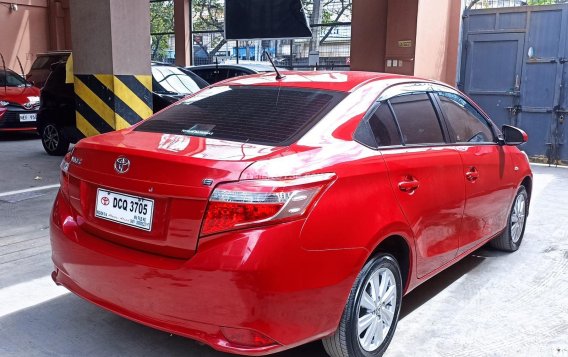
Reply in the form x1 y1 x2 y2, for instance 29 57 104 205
50 191 366 355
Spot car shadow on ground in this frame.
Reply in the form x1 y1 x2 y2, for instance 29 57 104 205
0 132 39 142
0 247 500 357
399 247 491 319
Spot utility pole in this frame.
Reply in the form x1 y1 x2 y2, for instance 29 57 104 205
308 0 322 67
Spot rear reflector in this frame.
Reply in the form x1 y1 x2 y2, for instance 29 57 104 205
220 326 279 348
201 173 335 236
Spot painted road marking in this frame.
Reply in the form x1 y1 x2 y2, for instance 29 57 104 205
0 276 69 318
0 184 60 199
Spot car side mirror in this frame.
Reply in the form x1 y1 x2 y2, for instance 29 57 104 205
501 125 528 146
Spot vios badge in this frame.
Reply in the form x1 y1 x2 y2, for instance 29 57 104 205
114 156 130 174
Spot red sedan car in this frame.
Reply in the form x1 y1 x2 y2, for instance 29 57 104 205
50 71 532 357
0 69 40 131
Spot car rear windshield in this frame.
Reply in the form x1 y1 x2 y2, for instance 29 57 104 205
135 86 346 146
31 55 68 70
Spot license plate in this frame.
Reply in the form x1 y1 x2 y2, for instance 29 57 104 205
19 113 37 122
95 188 154 231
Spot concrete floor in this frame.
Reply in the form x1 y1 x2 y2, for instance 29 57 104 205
0 133 567 357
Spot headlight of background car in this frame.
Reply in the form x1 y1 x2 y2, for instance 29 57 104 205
0 101 10 107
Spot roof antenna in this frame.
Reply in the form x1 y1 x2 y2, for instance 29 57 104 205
16 56 25 84
0 53 7 92
264 50 284 80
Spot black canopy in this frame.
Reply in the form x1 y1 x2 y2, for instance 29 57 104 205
225 0 312 40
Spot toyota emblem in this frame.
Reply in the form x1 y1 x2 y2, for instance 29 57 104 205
114 156 130 174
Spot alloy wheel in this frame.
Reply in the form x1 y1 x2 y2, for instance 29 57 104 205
510 193 526 243
357 267 397 352
43 125 59 153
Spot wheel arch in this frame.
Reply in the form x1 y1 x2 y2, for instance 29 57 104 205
521 175 532 214
368 234 413 294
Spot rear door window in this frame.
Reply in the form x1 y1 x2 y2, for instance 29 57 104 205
437 91 495 143
389 93 446 145
135 86 346 146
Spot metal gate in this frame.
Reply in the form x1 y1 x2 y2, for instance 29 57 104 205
460 5 568 164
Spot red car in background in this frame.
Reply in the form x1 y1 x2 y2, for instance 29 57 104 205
50 71 532 357
0 69 40 132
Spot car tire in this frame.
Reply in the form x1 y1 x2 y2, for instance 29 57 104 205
322 253 402 357
490 185 528 252
41 122 70 156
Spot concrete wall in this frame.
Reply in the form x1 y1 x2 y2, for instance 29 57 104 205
350 0 388 72
0 0 70 72
48 0 71 51
350 0 463 85
414 0 462 85
70 0 150 75
0 0 49 72
384 0 418 76
174 0 191 67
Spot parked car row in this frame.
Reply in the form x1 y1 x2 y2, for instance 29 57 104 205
2 52 283 145
35 59 288 155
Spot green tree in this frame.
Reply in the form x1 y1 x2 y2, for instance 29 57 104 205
150 1 174 60
319 0 352 44
526 0 564 4
192 0 226 60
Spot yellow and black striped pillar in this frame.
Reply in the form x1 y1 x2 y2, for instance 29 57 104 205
74 74 152 137
69 0 152 138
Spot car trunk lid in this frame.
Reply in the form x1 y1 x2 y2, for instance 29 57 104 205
65 130 280 259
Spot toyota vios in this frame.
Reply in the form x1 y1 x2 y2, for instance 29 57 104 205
50 72 532 357
0 69 40 132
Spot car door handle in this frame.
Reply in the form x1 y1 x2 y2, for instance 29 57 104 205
398 178 420 193
466 167 479 182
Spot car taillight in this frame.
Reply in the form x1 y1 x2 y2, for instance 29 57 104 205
201 173 336 236
59 150 72 200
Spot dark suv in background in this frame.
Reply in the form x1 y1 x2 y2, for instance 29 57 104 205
38 62 208 155
26 51 71 88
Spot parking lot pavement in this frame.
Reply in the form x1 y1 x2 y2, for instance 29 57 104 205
0 133 62 192
0 135 567 357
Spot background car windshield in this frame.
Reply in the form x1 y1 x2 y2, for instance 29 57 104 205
31 55 66 70
0 70 28 87
135 86 346 146
152 66 202 95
